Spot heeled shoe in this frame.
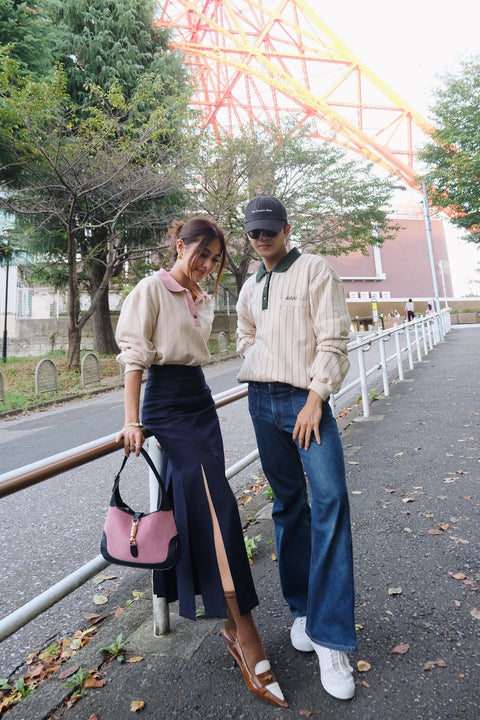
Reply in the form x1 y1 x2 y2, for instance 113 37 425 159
224 634 288 708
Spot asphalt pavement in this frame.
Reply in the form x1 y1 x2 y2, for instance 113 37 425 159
3 326 480 720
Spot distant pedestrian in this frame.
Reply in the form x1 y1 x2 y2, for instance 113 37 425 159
405 298 415 322
426 303 435 326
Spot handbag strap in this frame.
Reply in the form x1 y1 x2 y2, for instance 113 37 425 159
112 447 171 512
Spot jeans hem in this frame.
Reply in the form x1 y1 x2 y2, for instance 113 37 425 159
308 635 358 654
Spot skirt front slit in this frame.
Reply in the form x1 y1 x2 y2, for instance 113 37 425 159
141 364 258 620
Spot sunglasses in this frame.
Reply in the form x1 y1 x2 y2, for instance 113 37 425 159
247 228 279 239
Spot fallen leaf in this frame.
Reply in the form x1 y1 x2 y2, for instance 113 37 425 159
126 656 144 664
394 452 405 457
87 714 99 720
451 572 466 580
392 643 410 655
25 650 38 665
130 700 145 712
93 574 117 585
58 664 80 680
132 591 144 599
403 527 412 533
449 536 470 545
443 477 457 483
271 553 277 561
437 659 447 667
384 488 396 493
388 586 402 596
93 594 108 605
359 680 370 687
84 674 106 689
402 497 414 503
423 661 436 671
470 608 480 620
355 623 364 630
299 711 312 717
428 528 444 535
357 660 371 672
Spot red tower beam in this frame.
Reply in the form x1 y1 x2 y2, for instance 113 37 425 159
156 0 435 188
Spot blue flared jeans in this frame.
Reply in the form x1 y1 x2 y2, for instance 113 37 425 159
248 382 357 652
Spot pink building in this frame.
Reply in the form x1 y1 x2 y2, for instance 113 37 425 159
325 201 453 326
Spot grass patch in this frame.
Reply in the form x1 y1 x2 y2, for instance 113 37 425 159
0 340 236 413
0 352 121 413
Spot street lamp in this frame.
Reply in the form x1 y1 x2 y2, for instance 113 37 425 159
2 253 9 362
1 241 19 363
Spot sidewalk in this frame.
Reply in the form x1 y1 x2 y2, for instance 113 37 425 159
5 327 479 720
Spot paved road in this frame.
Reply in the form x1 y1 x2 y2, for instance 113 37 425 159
0 359 249 474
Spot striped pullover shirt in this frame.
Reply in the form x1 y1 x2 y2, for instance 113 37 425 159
236 249 350 401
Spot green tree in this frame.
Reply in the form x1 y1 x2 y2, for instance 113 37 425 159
40 0 192 354
0 2 55 177
190 124 399 293
0 58 191 370
0 1 54 77
419 55 480 243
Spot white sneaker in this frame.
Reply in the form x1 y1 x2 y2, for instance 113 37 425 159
312 643 355 700
290 616 314 652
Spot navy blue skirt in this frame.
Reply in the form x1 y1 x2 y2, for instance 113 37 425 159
141 364 258 620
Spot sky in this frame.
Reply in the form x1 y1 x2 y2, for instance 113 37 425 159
318 0 480 296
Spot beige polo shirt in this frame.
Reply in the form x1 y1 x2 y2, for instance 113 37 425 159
236 250 350 400
116 269 213 373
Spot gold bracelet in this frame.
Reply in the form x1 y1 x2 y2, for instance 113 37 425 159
124 422 143 428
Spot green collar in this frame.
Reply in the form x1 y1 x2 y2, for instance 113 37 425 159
256 247 301 281
256 248 301 309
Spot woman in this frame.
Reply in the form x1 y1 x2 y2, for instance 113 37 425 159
115 217 287 708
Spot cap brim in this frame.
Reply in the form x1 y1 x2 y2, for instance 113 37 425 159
244 217 285 234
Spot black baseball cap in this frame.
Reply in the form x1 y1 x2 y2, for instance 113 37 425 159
244 195 288 234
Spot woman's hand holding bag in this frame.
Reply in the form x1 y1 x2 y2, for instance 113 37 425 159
101 448 180 570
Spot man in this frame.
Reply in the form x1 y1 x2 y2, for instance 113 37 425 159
405 298 415 322
236 195 357 701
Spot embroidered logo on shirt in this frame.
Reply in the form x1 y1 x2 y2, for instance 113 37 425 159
284 295 298 301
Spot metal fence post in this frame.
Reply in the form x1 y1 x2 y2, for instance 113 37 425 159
394 330 404 381
356 344 370 418
145 436 171 636
405 325 414 370
421 321 428 356
378 332 390 397
414 322 422 362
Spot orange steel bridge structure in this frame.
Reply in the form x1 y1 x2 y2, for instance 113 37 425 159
156 0 436 190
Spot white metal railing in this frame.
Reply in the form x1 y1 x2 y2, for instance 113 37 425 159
330 308 450 419
0 308 450 642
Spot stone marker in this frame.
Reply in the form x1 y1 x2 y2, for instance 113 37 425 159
35 358 58 395
217 331 228 354
81 351 101 387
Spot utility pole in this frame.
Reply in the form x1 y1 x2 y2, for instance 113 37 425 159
421 181 444 341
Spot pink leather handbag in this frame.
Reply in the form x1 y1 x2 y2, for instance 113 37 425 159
101 448 180 570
